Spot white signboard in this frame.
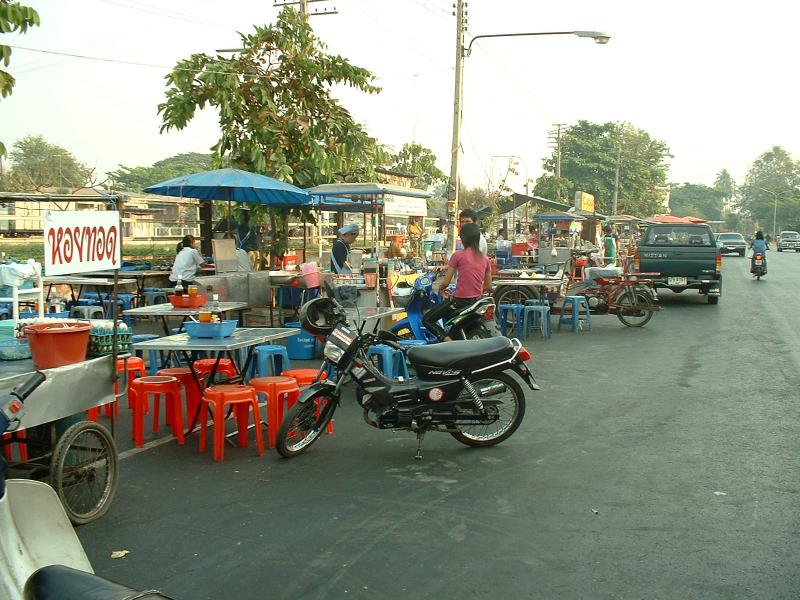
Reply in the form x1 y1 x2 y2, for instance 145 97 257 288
383 194 428 217
43 210 121 276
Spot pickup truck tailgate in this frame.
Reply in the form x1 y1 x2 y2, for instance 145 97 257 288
639 245 718 277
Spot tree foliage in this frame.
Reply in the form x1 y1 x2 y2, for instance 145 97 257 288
0 0 40 156
539 120 671 216
669 183 724 221
158 9 386 264
3 135 92 192
110 152 214 192
737 146 800 233
388 142 446 190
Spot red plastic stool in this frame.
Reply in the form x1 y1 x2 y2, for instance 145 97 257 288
86 356 146 421
199 384 264 461
281 369 333 435
129 376 184 448
2 432 28 462
249 376 300 449
192 358 238 385
157 367 202 422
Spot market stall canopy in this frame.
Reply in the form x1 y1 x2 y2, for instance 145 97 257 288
143 168 311 206
533 210 586 222
310 195 383 212
607 214 654 224
648 214 707 224
305 182 431 199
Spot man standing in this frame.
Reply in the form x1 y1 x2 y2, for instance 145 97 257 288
457 208 488 254
331 224 359 274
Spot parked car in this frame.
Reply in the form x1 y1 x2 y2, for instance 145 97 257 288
715 232 747 256
777 231 800 252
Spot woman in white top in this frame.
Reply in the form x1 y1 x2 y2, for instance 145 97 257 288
170 235 203 283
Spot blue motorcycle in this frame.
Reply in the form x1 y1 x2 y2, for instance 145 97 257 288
390 273 495 341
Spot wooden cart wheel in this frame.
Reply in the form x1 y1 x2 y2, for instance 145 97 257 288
50 420 118 525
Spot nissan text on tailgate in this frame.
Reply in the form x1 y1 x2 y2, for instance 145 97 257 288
637 224 722 304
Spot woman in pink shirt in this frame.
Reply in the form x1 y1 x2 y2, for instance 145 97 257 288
423 223 492 340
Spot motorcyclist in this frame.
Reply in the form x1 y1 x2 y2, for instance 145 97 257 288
749 230 768 275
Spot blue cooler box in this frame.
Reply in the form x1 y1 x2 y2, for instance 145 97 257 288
284 321 316 360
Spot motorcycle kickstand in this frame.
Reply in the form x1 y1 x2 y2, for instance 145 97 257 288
414 430 426 460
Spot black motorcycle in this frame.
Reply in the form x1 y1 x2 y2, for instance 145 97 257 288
276 297 539 460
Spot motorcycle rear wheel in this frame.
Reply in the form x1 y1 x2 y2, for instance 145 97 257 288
615 288 654 327
276 396 336 458
450 372 525 447
462 324 491 339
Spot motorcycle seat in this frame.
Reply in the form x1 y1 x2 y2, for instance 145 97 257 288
407 337 514 369
24 565 173 600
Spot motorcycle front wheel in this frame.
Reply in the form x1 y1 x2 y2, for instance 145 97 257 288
450 372 525 447
615 288 655 327
276 396 336 458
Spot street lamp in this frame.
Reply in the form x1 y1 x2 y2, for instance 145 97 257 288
445 23 610 252
757 187 788 242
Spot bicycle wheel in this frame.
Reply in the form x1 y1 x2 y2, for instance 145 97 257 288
276 396 336 458
615 287 654 327
50 420 118 525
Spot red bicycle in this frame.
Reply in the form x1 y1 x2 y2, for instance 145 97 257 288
569 272 661 327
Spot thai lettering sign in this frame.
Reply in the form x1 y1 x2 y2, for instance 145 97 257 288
383 194 428 217
574 191 595 212
43 211 121 275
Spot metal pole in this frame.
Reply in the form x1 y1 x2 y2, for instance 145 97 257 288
446 0 465 254
612 143 621 216
773 196 777 242
299 0 308 20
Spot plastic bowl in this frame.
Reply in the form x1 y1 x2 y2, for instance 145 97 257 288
183 320 237 339
168 294 208 309
0 338 32 360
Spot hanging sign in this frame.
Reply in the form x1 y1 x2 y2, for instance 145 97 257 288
43 210 121 276
383 194 428 217
574 191 595 212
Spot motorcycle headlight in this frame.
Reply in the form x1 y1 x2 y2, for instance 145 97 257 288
323 340 344 365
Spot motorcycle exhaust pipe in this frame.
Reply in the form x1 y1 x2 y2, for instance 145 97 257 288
476 381 507 398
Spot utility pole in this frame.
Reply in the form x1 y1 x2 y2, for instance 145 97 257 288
446 0 467 253
274 0 337 20
547 124 565 200
611 143 621 215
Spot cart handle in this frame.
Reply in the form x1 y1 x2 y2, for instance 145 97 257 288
12 371 46 403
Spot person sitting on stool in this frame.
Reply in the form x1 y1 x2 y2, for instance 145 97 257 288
170 235 203 284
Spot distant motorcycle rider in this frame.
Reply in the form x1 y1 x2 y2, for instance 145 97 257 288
749 230 768 275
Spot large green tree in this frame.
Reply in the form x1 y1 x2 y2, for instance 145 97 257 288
669 183 724 221
110 152 214 192
0 1 40 157
388 142 446 190
158 9 385 263
539 120 671 216
737 146 800 233
4 135 92 191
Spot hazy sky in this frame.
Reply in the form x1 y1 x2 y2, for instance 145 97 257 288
2 0 797 195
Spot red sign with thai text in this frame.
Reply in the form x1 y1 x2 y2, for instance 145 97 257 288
43 211 121 275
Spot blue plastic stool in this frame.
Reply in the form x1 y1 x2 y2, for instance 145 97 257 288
142 290 168 306
367 344 409 379
69 305 104 320
498 304 525 337
557 296 592 332
76 298 102 306
523 304 551 339
397 339 428 349
132 334 168 375
81 292 108 301
249 344 292 379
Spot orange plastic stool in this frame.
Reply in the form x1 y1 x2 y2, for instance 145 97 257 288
1 432 28 462
129 376 184 448
199 384 264 461
87 356 146 421
157 367 202 421
192 358 238 384
571 256 588 282
249 376 300 449
281 369 333 435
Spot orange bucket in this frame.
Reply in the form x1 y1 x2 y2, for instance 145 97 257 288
24 322 91 369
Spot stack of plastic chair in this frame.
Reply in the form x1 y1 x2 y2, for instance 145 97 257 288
199 384 264 461
248 376 301 448
157 367 202 424
192 358 238 386
129 375 185 447
523 299 552 340
557 296 592 333
366 345 409 379
498 304 526 338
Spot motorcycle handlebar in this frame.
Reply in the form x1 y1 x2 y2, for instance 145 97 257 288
12 371 46 402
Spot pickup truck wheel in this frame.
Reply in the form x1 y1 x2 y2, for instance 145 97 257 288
708 295 719 304
777 247 783 252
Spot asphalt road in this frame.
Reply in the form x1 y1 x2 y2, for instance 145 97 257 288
75 252 800 599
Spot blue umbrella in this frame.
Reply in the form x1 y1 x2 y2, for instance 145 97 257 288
143 168 310 206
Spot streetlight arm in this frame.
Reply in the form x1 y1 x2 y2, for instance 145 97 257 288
466 30 610 55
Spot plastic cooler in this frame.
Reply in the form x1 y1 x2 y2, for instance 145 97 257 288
284 321 316 360
183 320 237 339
